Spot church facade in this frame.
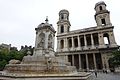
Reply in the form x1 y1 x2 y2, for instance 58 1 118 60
56 1 118 71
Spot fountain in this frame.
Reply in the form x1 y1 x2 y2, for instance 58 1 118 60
0 18 91 80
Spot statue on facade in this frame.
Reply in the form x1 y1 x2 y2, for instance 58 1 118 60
48 42 52 48
37 38 45 48
48 34 53 48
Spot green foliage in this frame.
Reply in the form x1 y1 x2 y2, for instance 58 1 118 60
6 50 24 62
0 48 9 61
0 48 24 70
0 45 34 70
108 50 120 67
0 48 9 54
0 60 7 70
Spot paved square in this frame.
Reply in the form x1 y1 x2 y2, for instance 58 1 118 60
91 72 120 80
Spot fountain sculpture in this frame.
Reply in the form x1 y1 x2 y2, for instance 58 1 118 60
0 18 91 80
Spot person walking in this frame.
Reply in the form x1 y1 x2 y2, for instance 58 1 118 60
94 70 97 77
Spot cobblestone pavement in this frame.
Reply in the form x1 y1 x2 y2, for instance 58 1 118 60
91 72 120 80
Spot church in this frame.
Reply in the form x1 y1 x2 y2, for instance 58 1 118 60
56 1 118 71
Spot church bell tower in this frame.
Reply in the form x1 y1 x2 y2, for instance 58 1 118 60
94 1 117 48
57 9 71 34
94 1 112 26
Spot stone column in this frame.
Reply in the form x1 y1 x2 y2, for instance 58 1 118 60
101 53 105 70
85 54 89 71
58 39 60 49
98 32 104 48
66 38 68 49
64 38 68 51
52 34 55 49
84 35 87 49
77 36 81 49
108 32 117 47
91 34 94 48
93 53 97 70
58 26 60 34
79 54 82 70
105 54 109 71
72 37 74 49
72 54 74 66
57 39 60 52
101 54 109 71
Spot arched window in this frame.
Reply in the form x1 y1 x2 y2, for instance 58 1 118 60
93 33 99 45
60 40 64 49
48 34 52 40
101 18 106 25
61 14 64 19
80 36 85 46
67 15 69 20
86 34 91 46
103 33 110 44
61 25 64 33
74 38 78 47
37 33 45 48
68 38 72 48
99 6 103 10
48 34 53 48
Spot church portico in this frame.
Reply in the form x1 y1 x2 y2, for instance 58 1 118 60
62 52 103 71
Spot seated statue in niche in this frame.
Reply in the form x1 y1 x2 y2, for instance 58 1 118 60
37 38 45 48
48 42 52 48
48 34 53 49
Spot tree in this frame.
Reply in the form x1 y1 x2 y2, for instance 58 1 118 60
19 45 34 56
0 60 7 70
108 50 120 69
0 48 24 70
6 50 24 62
0 45 33 70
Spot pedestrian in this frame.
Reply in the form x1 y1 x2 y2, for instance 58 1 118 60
105 70 107 74
103 69 105 73
94 71 97 77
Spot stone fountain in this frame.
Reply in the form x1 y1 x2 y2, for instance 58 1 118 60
0 18 91 80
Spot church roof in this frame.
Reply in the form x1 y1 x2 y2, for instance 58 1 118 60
95 1 106 8
59 9 69 15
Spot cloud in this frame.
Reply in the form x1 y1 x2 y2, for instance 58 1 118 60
0 0 120 50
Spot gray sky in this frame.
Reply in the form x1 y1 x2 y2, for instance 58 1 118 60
0 0 120 50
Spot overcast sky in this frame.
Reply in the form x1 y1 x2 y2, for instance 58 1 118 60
0 0 120 50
